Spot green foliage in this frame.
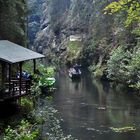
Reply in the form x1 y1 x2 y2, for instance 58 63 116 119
23 61 34 75
37 65 55 87
130 47 140 69
23 62 56 89
104 0 140 27
38 64 55 78
0 0 27 45
67 41 81 62
107 46 131 82
30 82 41 97
80 40 98 66
107 45 140 89
89 64 105 78
21 97 33 108
23 62 56 96
68 41 79 51
30 64 56 96
3 120 39 140
127 47 140 89
104 0 140 35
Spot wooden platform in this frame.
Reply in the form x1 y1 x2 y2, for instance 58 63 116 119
0 78 31 102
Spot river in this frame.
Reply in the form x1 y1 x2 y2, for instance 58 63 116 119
52 69 140 140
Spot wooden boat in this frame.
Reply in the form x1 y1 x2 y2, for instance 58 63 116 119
69 67 81 79
46 77 56 86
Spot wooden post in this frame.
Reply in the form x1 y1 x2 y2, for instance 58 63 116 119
1 62 5 87
19 62 22 95
8 64 11 93
33 59 36 74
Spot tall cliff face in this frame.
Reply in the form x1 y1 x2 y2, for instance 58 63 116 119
27 0 47 46
30 0 114 64
0 0 27 45
34 0 111 63
33 0 71 48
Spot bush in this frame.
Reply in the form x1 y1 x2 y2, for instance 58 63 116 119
31 64 56 96
127 47 140 89
21 97 34 113
89 64 105 78
107 44 140 90
106 46 131 83
3 120 39 140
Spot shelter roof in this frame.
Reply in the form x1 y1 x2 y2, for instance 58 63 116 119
0 40 45 64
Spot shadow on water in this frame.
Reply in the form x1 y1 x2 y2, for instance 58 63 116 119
53 70 140 140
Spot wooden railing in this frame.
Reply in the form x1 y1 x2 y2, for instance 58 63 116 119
0 77 31 101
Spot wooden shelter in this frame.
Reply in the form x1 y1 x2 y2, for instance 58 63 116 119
0 40 45 102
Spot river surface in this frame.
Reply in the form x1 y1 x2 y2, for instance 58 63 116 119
52 70 140 140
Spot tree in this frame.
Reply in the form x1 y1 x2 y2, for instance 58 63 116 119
104 0 140 37
0 0 27 45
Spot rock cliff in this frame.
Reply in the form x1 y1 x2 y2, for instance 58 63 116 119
28 0 114 65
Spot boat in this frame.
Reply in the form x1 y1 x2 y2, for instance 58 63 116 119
69 67 81 79
46 77 56 86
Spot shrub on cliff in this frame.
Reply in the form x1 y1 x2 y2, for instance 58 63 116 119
107 46 131 83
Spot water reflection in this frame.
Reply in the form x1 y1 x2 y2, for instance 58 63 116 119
53 70 140 140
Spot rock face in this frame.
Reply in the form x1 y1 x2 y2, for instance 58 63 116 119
33 0 71 48
28 0 113 64
27 0 47 47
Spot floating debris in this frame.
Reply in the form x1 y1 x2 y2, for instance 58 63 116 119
97 107 106 110
86 128 96 131
110 126 136 133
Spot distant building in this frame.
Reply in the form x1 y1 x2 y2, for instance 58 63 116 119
69 35 82 41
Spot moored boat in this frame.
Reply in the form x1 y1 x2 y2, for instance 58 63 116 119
46 77 56 86
69 67 81 79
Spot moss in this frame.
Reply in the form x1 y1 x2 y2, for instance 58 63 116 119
67 41 81 62
68 41 79 51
